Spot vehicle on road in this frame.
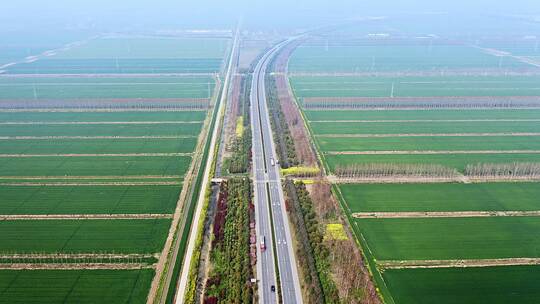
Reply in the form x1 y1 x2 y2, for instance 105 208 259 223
271 285 276 292
270 157 275 166
260 236 266 251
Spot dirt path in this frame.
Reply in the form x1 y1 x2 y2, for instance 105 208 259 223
312 119 540 123
0 153 192 157
0 121 203 125
0 73 216 78
0 253 157 259
0 263 155 270
0 214 173 220
352 210 540 219
317 132 540 138
378 258 540 269
0 135 197 140
328 175 467 184
0 109 207 113
327 150 540 155
0 175 180 180
0 182 182 186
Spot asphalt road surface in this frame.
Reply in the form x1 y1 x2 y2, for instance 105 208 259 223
251 38 302 304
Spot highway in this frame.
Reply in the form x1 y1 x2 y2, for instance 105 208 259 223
251 38 303 304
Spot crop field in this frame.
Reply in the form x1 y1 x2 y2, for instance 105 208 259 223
288 44 532 73
291 26 540 303
341 182 540 212
0 76 215 100
0 185 181 214
0 33 228 302
383 266 540 304
292 75 540 98
0 269 154 304
3 37 229 74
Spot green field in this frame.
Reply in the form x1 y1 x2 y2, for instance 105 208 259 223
383 266 540 304
304 109 540 121
0 123 202 137
356 216 540 260
318 136 540 152
288 45 529 73
0 219 170 253
0 110 206 122
291 75 540 98
5 37 229 74
0 269 153 303
0 138 197 154
312 120 540 135
342 183 540 212
0 156 191 177
0 76 215 99
0 185 180 214
326 153 540 172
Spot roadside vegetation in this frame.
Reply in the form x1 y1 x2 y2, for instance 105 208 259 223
204 178 254 303
228 75 253 174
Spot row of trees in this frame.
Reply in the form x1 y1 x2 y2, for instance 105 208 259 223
228 75 253 174
284 180 339 303
465 162 540 177
204 178 253 304
265 75 299 168
302 97 540 110
334 163 459 178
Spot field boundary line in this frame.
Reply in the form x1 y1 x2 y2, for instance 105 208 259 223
0 121 203 125
328 175 467 184
0 253 157 259
378 258 540 269
0 263 155 270
0 175 181 180
317 132 540 138
0 109 207 113
0 135 197 140
0 214 173 220
0 73 216 78
0 153 192 158
352 210 540 219
0 182 182 186
311 119 540 123
327 150 540 155
329 175 540 184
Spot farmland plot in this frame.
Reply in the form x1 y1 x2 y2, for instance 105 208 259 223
290 28 540 304
0 33 228 302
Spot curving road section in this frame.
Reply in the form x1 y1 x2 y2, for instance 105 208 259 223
251 38 303 304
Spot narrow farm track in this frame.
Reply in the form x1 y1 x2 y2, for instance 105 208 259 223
311 119 540 123
0 153 192 157
378 258 540 269
0 121 203 125
352 210 540 219
0 182 182 186
0 175 181 180
0 263 156 270
317 132 540 138
329 175 540 184
0 135 197 140
0 253 157 259
327 150 540 155
328 176 467 184
0 109 208 113
0 214 173 220
0 73 216 78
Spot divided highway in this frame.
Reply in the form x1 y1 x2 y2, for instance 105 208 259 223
251 39 303 304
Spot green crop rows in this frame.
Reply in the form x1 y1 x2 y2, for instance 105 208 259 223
0 269 154 304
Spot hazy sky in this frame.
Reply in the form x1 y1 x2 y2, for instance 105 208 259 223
1 0 540 31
